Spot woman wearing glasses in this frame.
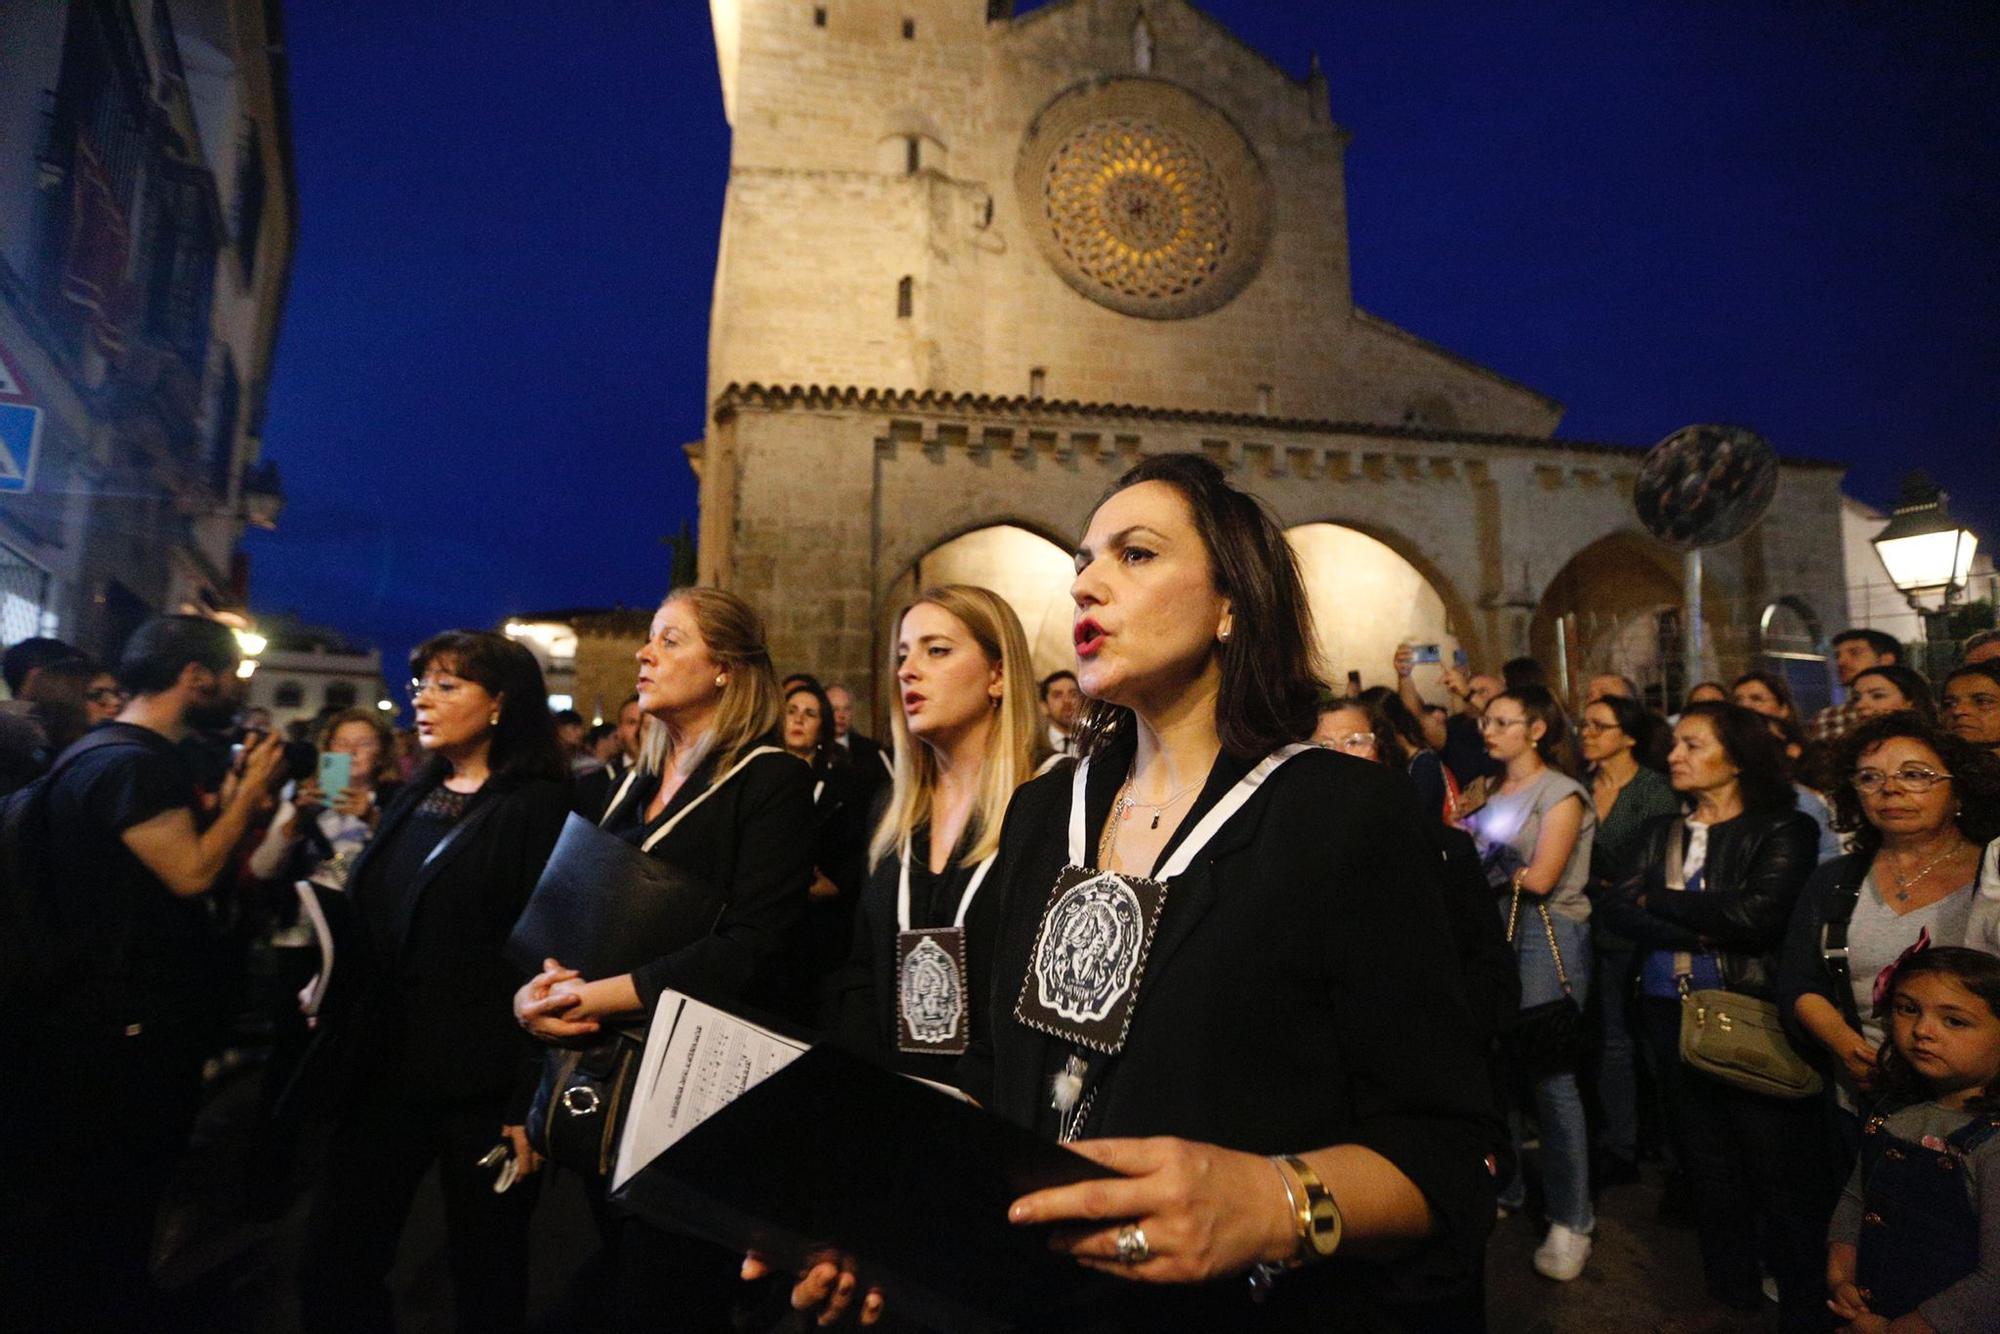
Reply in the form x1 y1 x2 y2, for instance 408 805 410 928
297 631 570 1334
1779 714 2000 1166
1462 685 1599 1282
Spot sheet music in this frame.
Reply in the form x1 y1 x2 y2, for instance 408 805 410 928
612 989 811 1191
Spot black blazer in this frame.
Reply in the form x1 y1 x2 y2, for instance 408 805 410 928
968 734 1501 1330
1597 806 1820 998
603 744 816 1017
332 768 569 1106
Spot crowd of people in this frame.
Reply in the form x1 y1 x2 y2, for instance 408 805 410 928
1 459 1998 1333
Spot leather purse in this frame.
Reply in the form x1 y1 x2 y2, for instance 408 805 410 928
528 1030 643 1179
1498 885 1589 1077
1663 821 1823 1099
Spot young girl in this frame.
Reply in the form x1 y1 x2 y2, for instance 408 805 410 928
1826 947 2000 1331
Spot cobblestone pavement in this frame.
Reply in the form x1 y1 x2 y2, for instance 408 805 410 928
150 1072 1787 1333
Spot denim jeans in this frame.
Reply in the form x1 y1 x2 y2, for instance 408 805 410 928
1594 945 1639 1164
1498 902 1595 1233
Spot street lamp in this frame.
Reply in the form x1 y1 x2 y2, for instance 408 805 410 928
1872 471 1979 675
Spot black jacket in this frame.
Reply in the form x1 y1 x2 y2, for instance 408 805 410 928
966 735 1501 1330
603 744 816 1017
1597 806 1820 999
330 768 570 1107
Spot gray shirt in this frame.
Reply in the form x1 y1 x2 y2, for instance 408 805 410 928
1468 768 1596 923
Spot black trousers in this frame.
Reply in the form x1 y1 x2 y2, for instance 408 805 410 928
1637 998 1834 1333
297 1082 540 1334
0 1017 208 1334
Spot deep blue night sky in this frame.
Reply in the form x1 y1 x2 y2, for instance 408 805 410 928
246 1 2000 679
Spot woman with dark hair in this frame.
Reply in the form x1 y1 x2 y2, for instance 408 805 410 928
788 453 1500 1330
1778 714 2000 1164
514 587 815 1332
1942 660 2000 758
1848 663 1936 727
782 678 868 985
1462 684 1599 1280
1578 692 1680 1185
1682 680 1729 711
1599 701 1829 1328
297 630 570 1334
1355 684 1457 822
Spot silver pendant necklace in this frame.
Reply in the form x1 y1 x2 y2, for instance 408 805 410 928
1114 776 1201 831
1888 843 1958 903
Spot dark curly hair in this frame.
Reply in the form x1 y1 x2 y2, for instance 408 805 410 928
1674 702 1796 813
1073 453 1323 761
1730 669 1797 720
1873 947 2000 1113
1827 713 2000 855
1849 664 1938 727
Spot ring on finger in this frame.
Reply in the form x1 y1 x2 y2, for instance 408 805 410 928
1113 1224 1151 1265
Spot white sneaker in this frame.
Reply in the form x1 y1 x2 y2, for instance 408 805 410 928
1532 1223 1592 1281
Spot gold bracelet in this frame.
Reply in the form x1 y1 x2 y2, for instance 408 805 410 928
1280 1154 1344 1263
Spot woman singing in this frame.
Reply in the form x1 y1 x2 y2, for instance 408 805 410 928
826 584 1045 1080
790 453 1499 1330
514 587 814 1331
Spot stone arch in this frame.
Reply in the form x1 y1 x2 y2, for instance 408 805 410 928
878 107 949 175
1758 595 1826 656
1281 515 1487 677
1531 529 1710 705
1284 521 1471 691
880 520 1077 685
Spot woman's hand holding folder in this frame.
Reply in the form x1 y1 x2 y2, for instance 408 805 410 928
740 1251 885 1327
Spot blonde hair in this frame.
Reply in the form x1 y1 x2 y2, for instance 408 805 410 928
871 585 1048 869
316 707 397 784
636 587 783 780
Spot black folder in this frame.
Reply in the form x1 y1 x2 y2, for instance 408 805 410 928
505 813 725 978
611 1043 1125 1333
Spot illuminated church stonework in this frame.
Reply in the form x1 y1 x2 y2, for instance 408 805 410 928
691 0 1849 722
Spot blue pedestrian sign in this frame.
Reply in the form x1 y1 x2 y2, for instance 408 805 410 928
0 402 41 493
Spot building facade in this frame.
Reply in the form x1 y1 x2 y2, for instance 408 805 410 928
240 615 387 732
694 0 1851 722
0 0 293 659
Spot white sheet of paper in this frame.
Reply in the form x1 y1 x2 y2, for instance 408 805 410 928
611 989 811 1191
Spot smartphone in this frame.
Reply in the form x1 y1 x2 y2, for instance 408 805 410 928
1410 644 1442 664
317 750 352 796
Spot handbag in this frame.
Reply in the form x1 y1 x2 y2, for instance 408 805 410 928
1663 821 1823 1099
527 1030 643 1178
1498 885 1589 1077
517 747 780 1178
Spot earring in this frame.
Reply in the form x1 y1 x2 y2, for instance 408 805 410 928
1219 627 1232 644
714 675 727 689
489 713 500 726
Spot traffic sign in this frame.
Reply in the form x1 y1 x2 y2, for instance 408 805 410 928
0 340 28 403
0 402 42 493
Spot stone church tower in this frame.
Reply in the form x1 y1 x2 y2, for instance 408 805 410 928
694 0 1848 720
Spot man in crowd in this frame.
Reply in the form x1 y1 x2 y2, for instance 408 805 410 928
1396 645 1503 788
553 706 597 775
1 616 285 1330
1808 627 1902 744
826 682 891 782
1041 669 1082 755
0 642 99 795
574 692 642 820
1963 627 2000 666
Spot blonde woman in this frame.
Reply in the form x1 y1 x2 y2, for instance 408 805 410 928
513 586 814 1332
826 584 1047 1083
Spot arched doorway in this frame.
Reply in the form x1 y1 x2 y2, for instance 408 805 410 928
1285 523 1456 692
1531 532 1692 708
885 523 1076 683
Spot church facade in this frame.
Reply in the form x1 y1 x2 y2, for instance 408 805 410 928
692 0 1848 719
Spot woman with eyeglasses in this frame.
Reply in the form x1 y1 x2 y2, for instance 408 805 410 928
1462 685 1599 1281
84 669 127 725
1577 693 1678 1186
1597 702 1827 1327
1778 715 2000 1167
297 632 570 1334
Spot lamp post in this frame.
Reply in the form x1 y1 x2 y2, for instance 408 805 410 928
1871 471 1979 678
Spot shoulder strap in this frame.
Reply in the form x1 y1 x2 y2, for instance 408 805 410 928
1818 856 1872 1006
639 746 786 854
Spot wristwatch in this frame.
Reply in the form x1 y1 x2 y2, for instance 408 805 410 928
1274 1154 1343 1265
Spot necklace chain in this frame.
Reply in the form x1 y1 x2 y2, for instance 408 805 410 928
1112 773 1202 832
1885 841 1965 901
